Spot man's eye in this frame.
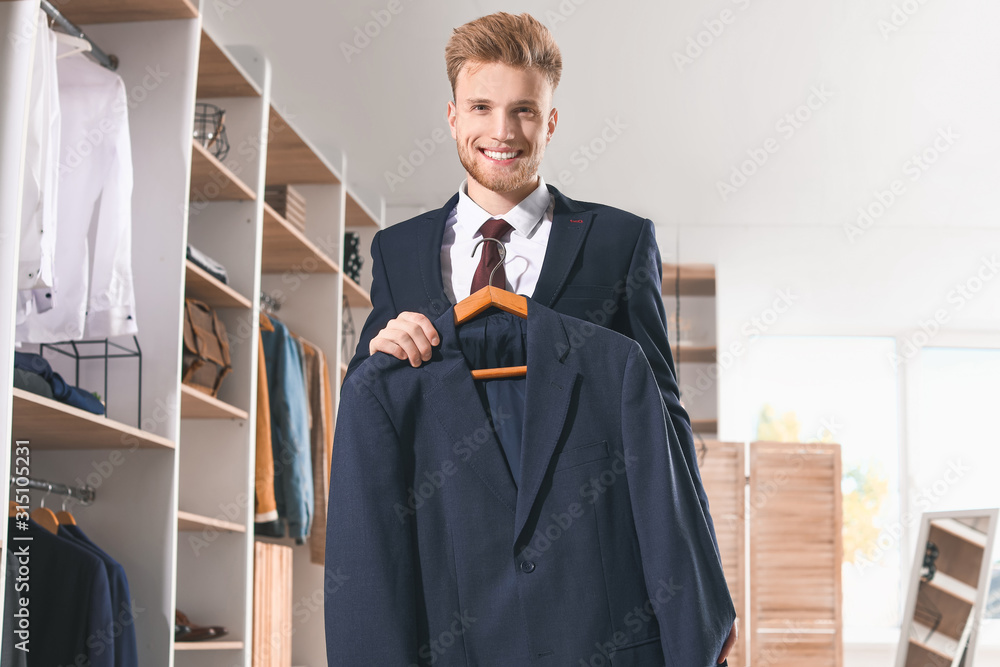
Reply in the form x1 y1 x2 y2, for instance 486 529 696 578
472 105 488 111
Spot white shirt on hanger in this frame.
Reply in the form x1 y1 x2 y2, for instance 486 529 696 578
440 175 554 304
16 10 61 323
17 46 138 343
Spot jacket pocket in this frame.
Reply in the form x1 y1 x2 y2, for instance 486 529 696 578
553 440 609 472
610 635 663 667
558 284 618 300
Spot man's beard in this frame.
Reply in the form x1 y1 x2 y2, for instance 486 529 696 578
457 142 542 194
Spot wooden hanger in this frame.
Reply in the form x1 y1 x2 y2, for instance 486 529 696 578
56 496 77 526
454 238 528 380
31 484 59 534
259 311 274 332
8 501 19 518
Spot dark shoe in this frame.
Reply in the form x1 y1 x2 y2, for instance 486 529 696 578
175 609 228 642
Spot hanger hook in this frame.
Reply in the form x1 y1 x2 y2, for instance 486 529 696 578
40 482 53 509
471 237 507 288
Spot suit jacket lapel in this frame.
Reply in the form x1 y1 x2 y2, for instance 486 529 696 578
421 300 581 550
416 193 458 316
512 300 579 548
531 185 594 307
422 309 518 514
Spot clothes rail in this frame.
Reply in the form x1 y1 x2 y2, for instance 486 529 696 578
10 475 96 506
41 0 118 71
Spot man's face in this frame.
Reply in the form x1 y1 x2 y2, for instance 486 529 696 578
448 61 557 194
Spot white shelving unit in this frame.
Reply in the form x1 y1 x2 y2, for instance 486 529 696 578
0 1 383 665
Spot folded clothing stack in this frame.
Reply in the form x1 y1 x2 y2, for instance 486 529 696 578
13 351 105 415
186 244 229 285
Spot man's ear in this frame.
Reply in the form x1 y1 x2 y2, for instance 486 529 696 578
547 107 558 142
447 100 458 139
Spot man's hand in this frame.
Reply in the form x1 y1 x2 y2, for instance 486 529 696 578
717 618 738 664
369 311 440 367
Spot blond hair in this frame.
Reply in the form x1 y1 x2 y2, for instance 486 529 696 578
445 12 562 99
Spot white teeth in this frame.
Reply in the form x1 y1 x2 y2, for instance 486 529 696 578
483 149 518 160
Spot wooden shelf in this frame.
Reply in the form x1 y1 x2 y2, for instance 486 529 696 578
185 260 252 309
692 419 718 434
180 384 248 420
932 518 988 548
346 190 379 227
343 274 372 308
177 510 245 534
11 388 175 450
196 30 260 98
904 640 952 667
909 622 959 662
262 203 339 274
929 520 986 588
190 139 256 202
676 345 716 364
174 640 244 651
662 264 715 296
266 106 340 185
56 0 198 24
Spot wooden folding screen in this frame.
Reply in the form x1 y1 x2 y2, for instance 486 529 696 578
698 441 843 667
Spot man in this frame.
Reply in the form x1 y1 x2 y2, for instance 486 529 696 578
340 11 736 663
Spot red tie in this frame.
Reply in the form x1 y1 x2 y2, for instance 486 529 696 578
471 218 513 293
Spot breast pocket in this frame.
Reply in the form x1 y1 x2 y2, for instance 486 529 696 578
553 440 609 473
558 284 618 301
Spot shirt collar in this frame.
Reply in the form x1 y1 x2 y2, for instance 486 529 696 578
454 175 550 239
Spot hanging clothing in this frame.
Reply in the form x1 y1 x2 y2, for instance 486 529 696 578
16 48 137 343
326 298 735 666
5 517 114 667
16 11 61 324
59 524 139 667
296 338 335 565
254 328 278 526
259 315 313 543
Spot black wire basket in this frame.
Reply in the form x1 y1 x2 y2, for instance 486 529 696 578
193 102 230 161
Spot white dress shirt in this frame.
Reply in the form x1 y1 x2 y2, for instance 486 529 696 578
17 48 138 343
16 11 60 322
441 175 554 304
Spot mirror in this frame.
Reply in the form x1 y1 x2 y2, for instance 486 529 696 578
895 509 998 667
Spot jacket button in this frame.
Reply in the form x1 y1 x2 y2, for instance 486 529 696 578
520 560 535 573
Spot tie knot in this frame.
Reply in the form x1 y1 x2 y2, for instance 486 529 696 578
478 218 513 243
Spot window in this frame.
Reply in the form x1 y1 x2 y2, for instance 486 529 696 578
725 335 901 629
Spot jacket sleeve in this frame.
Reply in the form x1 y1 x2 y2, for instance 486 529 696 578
325 375 418 665
620 343 736 666
620 218 719 548
343 230 398 386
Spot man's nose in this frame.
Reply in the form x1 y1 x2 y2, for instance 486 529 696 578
491 112 515 142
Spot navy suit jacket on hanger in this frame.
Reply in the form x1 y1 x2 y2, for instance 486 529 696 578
327 298 735 666
342 183 718 544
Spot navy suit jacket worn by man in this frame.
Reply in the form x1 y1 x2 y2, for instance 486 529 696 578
343 183 717 543
326 298 736 666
